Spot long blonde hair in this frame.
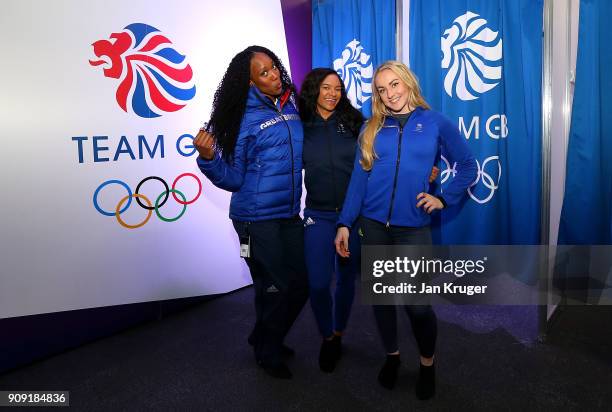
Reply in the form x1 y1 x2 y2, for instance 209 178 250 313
360 61 430 171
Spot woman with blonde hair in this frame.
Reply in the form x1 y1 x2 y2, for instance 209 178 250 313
335 61 477 399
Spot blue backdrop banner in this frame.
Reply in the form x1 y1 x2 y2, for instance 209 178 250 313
409 0 543 245
559 0 612 245
312 0 396 117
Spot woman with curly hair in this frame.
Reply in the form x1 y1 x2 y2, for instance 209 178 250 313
194 45 308 380
298 68 364 373
335 61 477 399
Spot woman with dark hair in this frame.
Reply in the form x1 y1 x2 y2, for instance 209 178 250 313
299 68 438 373
298 68 364 372
335 61 477 399
194 45 308 380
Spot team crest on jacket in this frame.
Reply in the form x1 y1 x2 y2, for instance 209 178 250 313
89 23 196 118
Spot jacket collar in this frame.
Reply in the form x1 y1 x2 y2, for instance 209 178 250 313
247 86 291 111
381 106 424 126
312 110 337 124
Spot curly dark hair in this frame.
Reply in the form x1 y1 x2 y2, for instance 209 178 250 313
206 45 295 161
298 68 364 136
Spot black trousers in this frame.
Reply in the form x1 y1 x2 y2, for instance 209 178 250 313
233 216 309 366
359 217 438 358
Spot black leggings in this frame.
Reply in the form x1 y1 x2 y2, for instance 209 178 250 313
359 217 437 357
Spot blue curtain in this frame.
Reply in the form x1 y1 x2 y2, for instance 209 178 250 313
409 0 543 245
312 0 395 117
558 0 612 245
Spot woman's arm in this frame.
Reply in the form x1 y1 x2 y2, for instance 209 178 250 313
436 114 478 205
195 128 249 192
337 148 368 228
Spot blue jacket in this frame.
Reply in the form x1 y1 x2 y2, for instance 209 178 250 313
197 86 303 221
338 107 477 228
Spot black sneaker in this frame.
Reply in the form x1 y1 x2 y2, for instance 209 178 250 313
319 338 337 373
415 361 435 400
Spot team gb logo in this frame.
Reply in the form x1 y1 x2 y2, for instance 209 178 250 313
441 12 502 101
333 39 373 109
89 23 196 118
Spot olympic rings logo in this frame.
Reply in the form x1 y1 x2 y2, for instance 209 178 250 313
440 155 458 183
440 155 501 204
93 173 202 229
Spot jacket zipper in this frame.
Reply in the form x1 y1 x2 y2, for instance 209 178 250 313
254 92 296 216
279 109 295 216
386 125 403 227
326 121 339 211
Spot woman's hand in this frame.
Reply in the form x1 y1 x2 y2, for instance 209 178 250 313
194 128 216 160
416 193 444 214
429 166 439 183
335 227 350 257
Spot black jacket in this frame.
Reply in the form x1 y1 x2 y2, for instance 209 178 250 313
303 112 358 211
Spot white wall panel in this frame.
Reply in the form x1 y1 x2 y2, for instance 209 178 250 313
0 0 289 318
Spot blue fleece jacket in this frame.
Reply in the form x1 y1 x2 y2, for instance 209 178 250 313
338 107 477 228
197 86 303 221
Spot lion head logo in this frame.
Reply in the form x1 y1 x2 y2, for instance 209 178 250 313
89 23 196 118
333 39 373 109
441 12 502 101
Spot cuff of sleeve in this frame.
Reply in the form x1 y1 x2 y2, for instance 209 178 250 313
435 195 447 209
336 223 351 230
196 154 220 170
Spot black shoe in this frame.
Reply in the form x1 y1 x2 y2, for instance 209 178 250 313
319 338 338 373
378 354 400 389
415 362 435 400
258 361 292 379
248 335 295 357
331 334 342 359
280 344 295 357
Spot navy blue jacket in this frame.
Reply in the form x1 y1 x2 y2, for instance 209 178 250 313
197 86 303 221
302 112 358 211
338 107 477 228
